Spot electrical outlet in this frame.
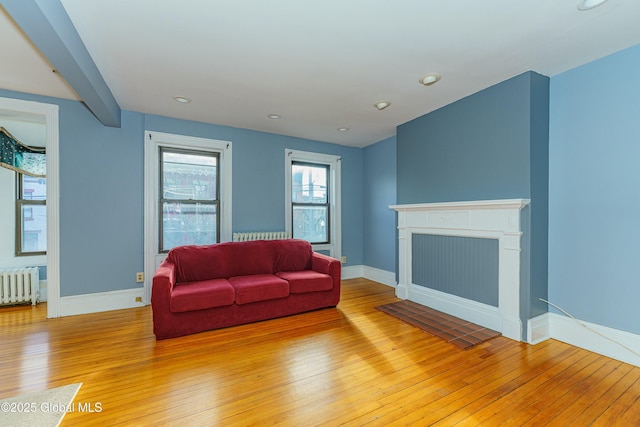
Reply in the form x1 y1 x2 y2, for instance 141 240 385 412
341 256 347 263
135 296 142 303
136 272 144 282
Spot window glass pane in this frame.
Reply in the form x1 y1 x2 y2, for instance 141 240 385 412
21 204 47 252
21 176 46 200
292 205 328 243
162 202 217 251
162 151 217 200
292 163 327 203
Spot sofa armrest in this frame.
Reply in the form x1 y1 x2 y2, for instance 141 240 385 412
151 259 176 310
311 252 341 305
311 252 341 279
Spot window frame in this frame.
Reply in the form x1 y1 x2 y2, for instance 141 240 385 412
158 147 220 253
291 161 330 244
285 149 341 259
15 172 46 256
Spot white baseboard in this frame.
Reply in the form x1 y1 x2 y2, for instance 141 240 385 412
341 265 397 288
527 312 640 367
527 313 551 344
407 285 501 332
341 265 364 280
547 312 640 367
60 287 146 317
38 280 47 302
363 266 396 288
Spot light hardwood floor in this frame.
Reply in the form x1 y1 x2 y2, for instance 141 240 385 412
1 278 639 426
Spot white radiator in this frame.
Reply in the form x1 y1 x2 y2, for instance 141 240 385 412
232 231 291 242
0 267 39 306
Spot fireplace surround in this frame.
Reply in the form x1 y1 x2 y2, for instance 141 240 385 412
390 199 530 341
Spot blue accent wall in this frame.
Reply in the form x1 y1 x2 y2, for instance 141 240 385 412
363 136 397 272
549 44 640 334
528 72 550 321
396 71 550 333
397 73 534 204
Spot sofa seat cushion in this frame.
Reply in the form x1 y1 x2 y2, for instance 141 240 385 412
170 279 235 313
229 274 289 305
276 270 333 293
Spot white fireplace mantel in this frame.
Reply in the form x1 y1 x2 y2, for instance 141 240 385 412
390 199 530 341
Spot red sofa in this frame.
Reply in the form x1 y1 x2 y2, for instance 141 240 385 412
151 239 341 339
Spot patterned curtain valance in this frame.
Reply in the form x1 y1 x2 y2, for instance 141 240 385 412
0 127 46 177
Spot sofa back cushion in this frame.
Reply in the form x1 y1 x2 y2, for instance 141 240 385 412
272 239 313 272
222 240 276 278
167 239 312 283
168 244 230 283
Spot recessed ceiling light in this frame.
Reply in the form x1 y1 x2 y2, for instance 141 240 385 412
174 96 192 103
419 73 441 86
577 0 609 10
337 127 349 132
374 101 391 111
268 114 281 119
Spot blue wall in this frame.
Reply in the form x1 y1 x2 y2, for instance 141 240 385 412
549 44 640 334
59 106 145 296
363 136 397 272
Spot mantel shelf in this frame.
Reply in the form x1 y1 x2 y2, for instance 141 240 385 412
389 198 530 212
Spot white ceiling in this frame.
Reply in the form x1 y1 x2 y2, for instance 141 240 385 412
2 0 640 147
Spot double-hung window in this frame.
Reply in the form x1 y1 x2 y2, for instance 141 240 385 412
159 147 219 252
16 173 46 255
291 161 329 244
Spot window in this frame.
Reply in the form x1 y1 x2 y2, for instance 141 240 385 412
285 149 341 259
16 173 46 255
291 162 329 244
159 147 219 252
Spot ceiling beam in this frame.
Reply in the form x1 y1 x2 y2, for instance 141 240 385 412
1 0 121 127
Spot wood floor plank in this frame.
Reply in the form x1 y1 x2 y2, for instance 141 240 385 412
477 349 599 426
1 278 639 426
557 363 636 425
355 339 526 424
521 357 624 426
396 341 570 425
461 345 586 425
576 364 640 425
592 375 640 425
